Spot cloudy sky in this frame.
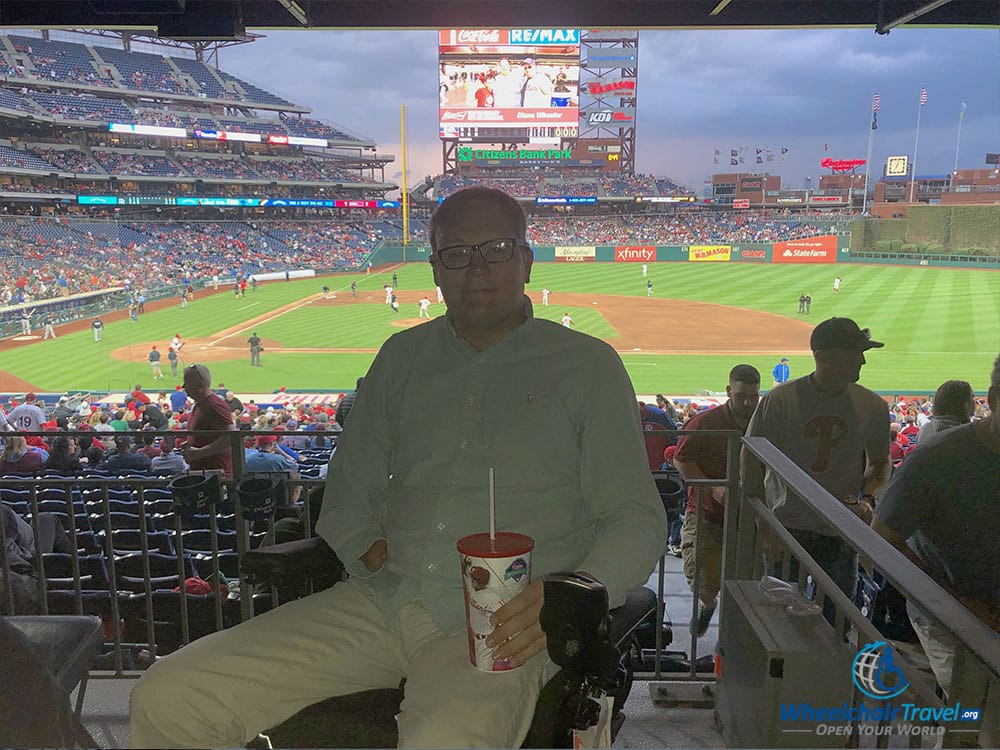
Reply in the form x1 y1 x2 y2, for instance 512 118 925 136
218 27 999 192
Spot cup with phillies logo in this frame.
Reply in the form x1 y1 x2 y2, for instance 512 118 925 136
457 531 534 672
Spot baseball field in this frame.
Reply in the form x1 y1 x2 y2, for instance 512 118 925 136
1 261 997 396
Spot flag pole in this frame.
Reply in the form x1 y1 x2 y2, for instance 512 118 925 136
952 100 966 185
909 86 925 203
863 92 878 215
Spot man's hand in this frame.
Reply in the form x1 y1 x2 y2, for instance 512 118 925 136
485 578 545 669
361 538 388 572
842 496 874 525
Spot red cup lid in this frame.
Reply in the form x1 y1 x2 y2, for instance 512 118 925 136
457 532 534 558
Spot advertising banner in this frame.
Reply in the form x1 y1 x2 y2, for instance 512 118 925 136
732 245 772 263
773 235 839 263
689 245 732 262
554 245 597 262
439 29 580 136
584 79 636 96
614 245 656 263
584 52 638 67
583 109 636 126
738 178 764 191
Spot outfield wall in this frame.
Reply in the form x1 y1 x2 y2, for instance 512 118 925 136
850 205 1000 255
374 236 843 265
374 235 999 269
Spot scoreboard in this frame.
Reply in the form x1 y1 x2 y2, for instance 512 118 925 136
441 125 579 142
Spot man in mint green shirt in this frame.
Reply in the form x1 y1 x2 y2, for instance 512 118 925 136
130 187 666 749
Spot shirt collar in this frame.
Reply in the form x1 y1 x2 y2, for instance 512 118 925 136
444 295 535 355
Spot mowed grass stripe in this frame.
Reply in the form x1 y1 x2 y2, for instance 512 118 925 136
971 273 1000 352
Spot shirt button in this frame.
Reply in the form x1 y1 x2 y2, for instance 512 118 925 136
437 522 446 532
427 563 437 572
466 396 474 406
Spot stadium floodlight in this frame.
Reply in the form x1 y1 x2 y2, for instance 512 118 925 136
276 0 309 26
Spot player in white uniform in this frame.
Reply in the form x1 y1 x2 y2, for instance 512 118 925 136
541 288 550 306
560 312 573 328
418 296 432 319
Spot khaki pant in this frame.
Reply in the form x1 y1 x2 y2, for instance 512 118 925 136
129 577 554 748
680 512 724 607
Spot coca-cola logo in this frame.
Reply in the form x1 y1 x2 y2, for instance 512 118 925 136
456 29 501 44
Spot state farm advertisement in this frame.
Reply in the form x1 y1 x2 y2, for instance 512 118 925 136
689 245 731 262
773 235 838 263
615 246 655 262
554 245 596 262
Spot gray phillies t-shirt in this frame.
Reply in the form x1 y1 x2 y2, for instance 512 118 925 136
744 375 890 534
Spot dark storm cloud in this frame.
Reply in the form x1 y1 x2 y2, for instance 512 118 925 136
219 28 999 189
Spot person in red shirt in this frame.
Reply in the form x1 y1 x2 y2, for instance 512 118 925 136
180 364 236 478
131 384 151 406
899 406 921 450
673 364 761 636
473 75 495 107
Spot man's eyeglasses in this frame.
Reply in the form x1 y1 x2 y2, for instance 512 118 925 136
431 238 524 270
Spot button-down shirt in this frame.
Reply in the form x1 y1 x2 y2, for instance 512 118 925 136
318 307 666 635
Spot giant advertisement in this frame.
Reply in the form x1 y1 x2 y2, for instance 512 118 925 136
773 235 839 263
439 29 580 138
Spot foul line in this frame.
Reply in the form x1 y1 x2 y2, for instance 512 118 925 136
209 266 410 346
210 296 320 345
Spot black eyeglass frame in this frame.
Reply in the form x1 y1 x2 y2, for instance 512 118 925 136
430 238 528 270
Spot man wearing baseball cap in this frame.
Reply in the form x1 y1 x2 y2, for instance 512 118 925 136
7 393 46 434
741 317 891 618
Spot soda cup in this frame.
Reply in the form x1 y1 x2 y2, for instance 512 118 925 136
457 532 534 672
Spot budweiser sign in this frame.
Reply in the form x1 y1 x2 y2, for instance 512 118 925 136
586 80 636 96
820 157 867 173
454 29 501 44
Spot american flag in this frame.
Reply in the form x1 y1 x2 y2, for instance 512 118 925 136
872 93 880 112
919 87 928 107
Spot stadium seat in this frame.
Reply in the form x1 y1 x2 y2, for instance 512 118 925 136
41 553 109 591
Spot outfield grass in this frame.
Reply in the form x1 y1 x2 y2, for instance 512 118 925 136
3 263 997 395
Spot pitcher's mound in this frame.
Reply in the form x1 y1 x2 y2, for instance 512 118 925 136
390 317 433 329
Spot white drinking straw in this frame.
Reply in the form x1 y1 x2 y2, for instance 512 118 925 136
488 467 496 542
